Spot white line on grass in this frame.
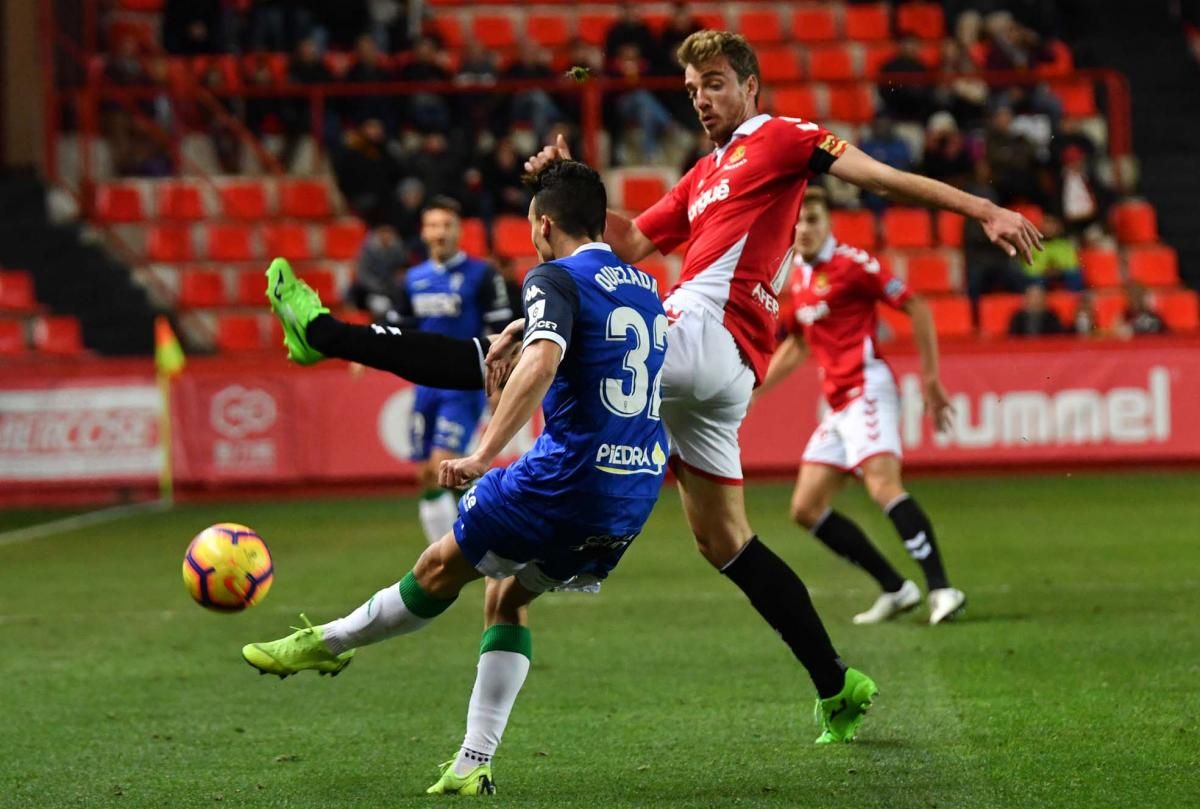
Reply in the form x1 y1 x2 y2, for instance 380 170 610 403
0 500 170 547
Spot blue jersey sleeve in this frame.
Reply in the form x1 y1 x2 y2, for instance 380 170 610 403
522 263 579 356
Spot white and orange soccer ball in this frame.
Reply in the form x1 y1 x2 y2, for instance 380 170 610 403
182 523 274 612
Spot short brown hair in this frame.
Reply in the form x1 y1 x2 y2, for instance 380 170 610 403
802 186 829 211
422 195 462 218
676 30 761 85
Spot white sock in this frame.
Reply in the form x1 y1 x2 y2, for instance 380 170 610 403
453 628 532 776
321 573 451 655
419 491 458 545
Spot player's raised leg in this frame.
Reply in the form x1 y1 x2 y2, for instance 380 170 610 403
860 454 965 624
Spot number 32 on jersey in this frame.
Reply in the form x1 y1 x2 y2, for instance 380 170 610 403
601 306 668 421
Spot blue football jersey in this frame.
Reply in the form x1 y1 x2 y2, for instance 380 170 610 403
499 242 669 514
397 252 512 341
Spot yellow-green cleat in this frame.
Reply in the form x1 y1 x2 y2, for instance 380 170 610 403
426 760 496 796
265 257 328 365
241 613 354 679
814 667 878 744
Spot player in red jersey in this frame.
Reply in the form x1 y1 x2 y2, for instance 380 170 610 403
758 188 964 625
515 30 1039 741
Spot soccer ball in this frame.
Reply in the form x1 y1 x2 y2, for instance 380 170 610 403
182 523 274 612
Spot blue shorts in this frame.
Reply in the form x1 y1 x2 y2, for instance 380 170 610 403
453 467 657 593
411 387 487 460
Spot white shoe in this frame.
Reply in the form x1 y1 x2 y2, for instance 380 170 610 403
928 587 966 625
852 580 921 624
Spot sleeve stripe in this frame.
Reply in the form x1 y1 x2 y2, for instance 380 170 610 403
523 330 567 354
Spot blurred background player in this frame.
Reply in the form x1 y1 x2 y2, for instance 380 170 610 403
757 188 965 625
393 196 513 545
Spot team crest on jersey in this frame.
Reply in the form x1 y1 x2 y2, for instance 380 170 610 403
812 273 831 296
724 144 748 169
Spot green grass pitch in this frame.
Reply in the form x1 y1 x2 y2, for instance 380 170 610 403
1 472 1198 808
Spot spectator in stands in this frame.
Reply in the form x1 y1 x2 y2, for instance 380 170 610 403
1057 143 1109 239
984 106 1042 205
605 2 657 64
366 0 407 52
333 118 404 223
102 39 172 177
349 224 409 320
492 255 523 312
480 135 532 219
249 0 316 52
285 36 338 145
346 34 398 131
163 0 223 55
396 35 453 134
609 43 678 165
934 37 989 126
1073 290 1100 336
963 160 1030 316
858 116 913 212
393 177 429 255
656 2 702 74
878 36 934 122
1024 214 1084 291
1008 284 1065 337
503 47 562 141
315 0 371 51
455 40 500 133
409 132 466 200
921 111 975 188
981 11 1053 72
1116 283 1168 337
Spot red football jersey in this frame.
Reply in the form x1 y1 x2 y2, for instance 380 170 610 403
635 114 848 383
787 236 913 410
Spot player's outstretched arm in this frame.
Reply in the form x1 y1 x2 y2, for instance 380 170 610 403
828 145 1043 264
903 297 953 433
753 333 810 401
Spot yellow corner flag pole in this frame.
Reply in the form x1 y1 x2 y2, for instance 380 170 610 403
154 316 186 506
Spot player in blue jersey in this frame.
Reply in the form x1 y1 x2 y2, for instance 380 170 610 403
394 197 513 545
245 160 668 796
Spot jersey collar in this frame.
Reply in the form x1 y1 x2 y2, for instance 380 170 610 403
431 250 467 272
570 241 612 256
712 114 772 163
796 234 838 271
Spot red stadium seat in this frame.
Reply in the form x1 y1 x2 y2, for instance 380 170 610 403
771 87 820 120
236 271 267 306
219 181 268 220
1092 290 1126 328
830 210 877 250
756 45 804 82
862 43 897 78
621 174 668 213
0 271 36 311
808 45 857 81
205 224 254 261
844 4 891 41
472 14 516 49
979 293 1025 337
1079 247 1122 288
904 251 955 293
578 13 618 46
1155 289 1200 331
461 217 488 256
929 296 973 337
883 208 933 249
0 320 25 355
299 268 338 301
156 182 205 220
323 220 367 260
827 84 876 123
178 269 227 308
95 184 145 223
1110 200 1158 244
1036 40 1074 77
527 15 570 48
1012 203 1045 233
494 215 530 258
792 6 838 42
877 304 913 339
428 15 464 49
896 2 944 39
279 179 332 219
936 211 964 247
147 225 195 262
695 11 727 31
216 314 263 352
738 9 785 45
1127 245 1179 287
1045 290 1078 326
638 258 671 300
32 315 84 355
1053 81 1096 117
262 223 311 260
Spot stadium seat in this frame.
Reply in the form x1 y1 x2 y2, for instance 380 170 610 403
1110 200 1158 244
279 179 332 219
147 225 195 262
1012 203 1045 233
827 84 876 123
929 296 974 338
771 86 819 120
428 16 464 49
95 184 145 223
460 217 488 256
0 320 24 355
808 45 857 81
883 208 933 249
156 182 205 220
877 304 913 339
1053 81 1096 117
738 9 785 44
844 4 891 41
895 2 944 39
695 11 727 31
1045 290 1078 326
1092 290 1126 328
830 210 877 250
979 294 1025 337
0 271 36 311
472 14 516 49
1127 245 1179 286
216 314 263 352
1036 40 1074 77
756 45 804 82
323 220 367 260
621 173 668 213
904 251 955 293
493 215 530 258
235 271 267 306
526 15 570 48
1079 247 1122 288
32 315 84 355
1155 289 1200 331
219 181 269 219
178 269 227 308
862 43 897 78
262 223 311 260
638 258 671 300
792 6 838 42
936 211 964 247
578 13 618 46
205 224 254 261
299 268 338 301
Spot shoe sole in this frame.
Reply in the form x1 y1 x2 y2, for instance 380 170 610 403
853 595 922 625
242 652 353 680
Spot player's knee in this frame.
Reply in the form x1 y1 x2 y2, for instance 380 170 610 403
411 540 457 599
484 579 531 626
692 529 746 568
865 477 905 509
790 497 827 530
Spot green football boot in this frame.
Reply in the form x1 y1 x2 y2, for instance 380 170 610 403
265 257 328 365
814 667 878 744
426 759 496 796
241 613 354 679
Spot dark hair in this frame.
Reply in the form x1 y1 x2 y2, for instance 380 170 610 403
522 159 607 239
801 186 829 211
422 195 462 218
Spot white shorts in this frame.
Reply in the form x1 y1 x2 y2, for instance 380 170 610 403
802 380 903 471
658 295 755 484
